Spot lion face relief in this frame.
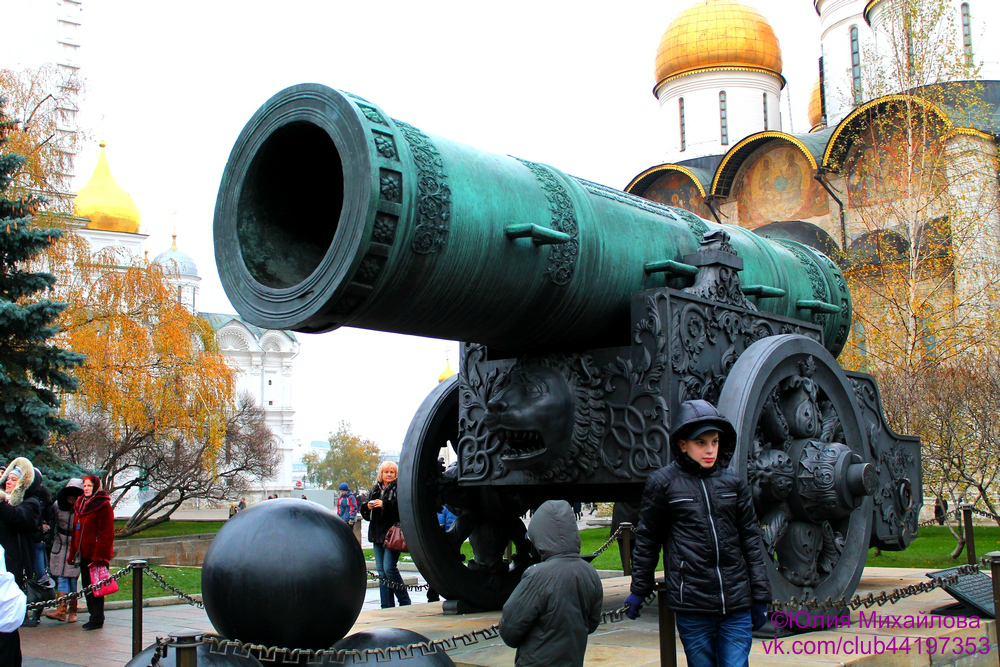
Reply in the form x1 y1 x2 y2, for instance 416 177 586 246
484 366 574 473
481 357 605 483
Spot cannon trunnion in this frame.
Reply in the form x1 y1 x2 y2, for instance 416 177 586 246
215 85 922 615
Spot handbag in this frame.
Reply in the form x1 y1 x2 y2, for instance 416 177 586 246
383 523 408 553
24 574 55 605
89 563 119 597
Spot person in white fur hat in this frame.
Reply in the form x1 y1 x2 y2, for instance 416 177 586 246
0 459 43 591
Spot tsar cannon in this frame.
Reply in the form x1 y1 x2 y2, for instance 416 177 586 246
214 84 921 615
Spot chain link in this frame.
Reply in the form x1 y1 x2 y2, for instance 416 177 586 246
147 636 173 667
366 569 430 592
143 566 205 608
917 506 1000 528
589 524 634 560
25 563 134 611
770 563 981 614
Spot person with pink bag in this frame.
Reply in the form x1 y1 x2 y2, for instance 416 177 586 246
69 475 114 631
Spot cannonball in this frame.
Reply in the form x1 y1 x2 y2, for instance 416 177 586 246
202 499 367 648
330 628 456 665
125 641 263 667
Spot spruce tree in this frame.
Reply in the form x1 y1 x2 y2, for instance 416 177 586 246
0 99 84 478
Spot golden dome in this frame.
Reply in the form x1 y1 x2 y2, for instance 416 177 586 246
654 0 783 93
808 78 825 131
74 142 141 234
437 352 456 384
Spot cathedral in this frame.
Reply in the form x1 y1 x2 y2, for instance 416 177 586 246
72 142 301 499
628 0 1000 296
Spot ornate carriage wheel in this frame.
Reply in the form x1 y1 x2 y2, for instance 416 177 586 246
718 335 876 624
398 375 532 610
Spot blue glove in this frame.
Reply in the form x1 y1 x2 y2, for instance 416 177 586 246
751 603 768 630
624 593 645 619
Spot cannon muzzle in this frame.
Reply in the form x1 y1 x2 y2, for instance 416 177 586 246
215 84 851 355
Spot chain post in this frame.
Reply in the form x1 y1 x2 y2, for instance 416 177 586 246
656 581 676 667
963 504 977 565
130 560 147 657
171 633 202 667
621 522 633 576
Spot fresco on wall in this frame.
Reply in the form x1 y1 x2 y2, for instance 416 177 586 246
845 124 944 208
735 146 829 226
641 171 713 219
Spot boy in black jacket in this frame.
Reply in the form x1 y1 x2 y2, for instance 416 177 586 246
624 400 771 667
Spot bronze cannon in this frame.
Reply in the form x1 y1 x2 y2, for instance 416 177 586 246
215 84 920 616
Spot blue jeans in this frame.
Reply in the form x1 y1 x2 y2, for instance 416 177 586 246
675 610 752 667
372 543 411 608
56 576 78 594
33 543 47 579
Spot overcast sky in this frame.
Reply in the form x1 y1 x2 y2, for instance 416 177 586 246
56 0 821 451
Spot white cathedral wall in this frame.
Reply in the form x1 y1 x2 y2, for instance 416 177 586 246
817 0 869 125
75 226 148 259
220 330 299 495
866 0 1000 85
657 70 783 163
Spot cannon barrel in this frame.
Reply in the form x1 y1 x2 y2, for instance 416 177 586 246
215 84 851 355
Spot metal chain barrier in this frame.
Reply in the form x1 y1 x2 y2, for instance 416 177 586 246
917 505 1000 528
148 592 654 666
366 569 430 592
770 563 980 614
144 566 205 608
589 523 632 560
25 563 134 611
147 636 173 667
917 507 961 528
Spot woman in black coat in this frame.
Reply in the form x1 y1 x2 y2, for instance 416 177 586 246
359 461 411 608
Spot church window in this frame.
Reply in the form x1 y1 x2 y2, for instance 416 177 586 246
719 91 729 145
961 3 974 66
762 93 768 130
679 98 686 151
268 380 272 385
850 26 862 104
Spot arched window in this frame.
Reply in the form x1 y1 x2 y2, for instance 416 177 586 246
762 93 768 130
961 3 974 67
850 26 862 104
679 98 686 152
719 91 729 145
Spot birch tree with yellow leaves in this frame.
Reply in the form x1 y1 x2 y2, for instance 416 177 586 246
835 0 1000 522
51 241 277 535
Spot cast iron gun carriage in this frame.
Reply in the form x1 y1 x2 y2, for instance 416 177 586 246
214 85 921 617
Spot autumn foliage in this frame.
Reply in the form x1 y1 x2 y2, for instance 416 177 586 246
54 240 236 467
303 421 381 492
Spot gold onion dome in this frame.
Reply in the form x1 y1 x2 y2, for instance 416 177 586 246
654 0 784 92
74 142 141 234
808 78 825 130
438 353 456 384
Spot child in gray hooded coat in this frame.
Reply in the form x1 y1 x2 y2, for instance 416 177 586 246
499 500 603 667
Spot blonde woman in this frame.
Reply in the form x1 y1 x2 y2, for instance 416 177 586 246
359 461 411 608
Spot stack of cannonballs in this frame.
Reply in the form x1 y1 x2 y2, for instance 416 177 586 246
126 499 454 666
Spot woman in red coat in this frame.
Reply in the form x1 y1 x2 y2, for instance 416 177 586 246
70 475 113 630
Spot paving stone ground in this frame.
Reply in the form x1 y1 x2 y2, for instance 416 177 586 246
19 567 1000 667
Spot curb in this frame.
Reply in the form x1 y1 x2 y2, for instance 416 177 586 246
105 595 202 610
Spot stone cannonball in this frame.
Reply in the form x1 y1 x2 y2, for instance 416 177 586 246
202 499 367 648
331 628 456 665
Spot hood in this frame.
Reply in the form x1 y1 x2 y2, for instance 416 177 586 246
526 500 580 560
669 400 738 471
0 457 36 507
57 478 85 511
